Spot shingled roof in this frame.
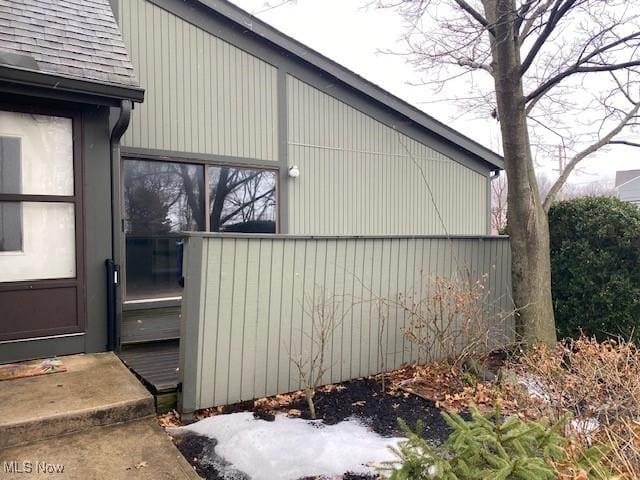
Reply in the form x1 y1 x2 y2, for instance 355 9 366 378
0 0 138 88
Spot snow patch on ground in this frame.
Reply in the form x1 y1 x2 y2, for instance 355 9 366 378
517 373 552 403
174 412 404 480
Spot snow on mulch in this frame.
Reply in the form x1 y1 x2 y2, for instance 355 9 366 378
172 412 404 480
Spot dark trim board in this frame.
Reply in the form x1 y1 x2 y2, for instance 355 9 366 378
0 334 85 364
182 231 511 241
142 0 503 174
121 146 280 169
277 67 290 233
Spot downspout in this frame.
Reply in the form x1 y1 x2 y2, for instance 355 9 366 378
488 169 501 235
106 100 131 351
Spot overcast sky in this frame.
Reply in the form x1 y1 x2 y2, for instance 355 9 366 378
230 0 638 185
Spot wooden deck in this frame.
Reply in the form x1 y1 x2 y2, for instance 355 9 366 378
118 340 179 394
118 306 182 411
121 306 181 344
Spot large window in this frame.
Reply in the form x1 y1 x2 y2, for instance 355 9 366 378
123 160 204 300
123 159 277 300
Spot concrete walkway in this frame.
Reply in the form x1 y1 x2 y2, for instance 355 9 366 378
0 353 200 479
0 418 199 479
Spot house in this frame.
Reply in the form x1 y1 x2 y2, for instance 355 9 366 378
615 169 640 206
0 0 509 406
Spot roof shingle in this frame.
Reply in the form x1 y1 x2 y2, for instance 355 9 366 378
0 0 138 87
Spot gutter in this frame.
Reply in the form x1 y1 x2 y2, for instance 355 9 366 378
106 100 132 351
0 65 144 105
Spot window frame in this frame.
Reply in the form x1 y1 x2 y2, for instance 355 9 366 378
120 152 280 304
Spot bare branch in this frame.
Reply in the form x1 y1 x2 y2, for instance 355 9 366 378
458 58 494 73
543 101 640 210
520 0 581 75
525 29 640 105
519 0 554 41
452 0 494 35
609 140 640 148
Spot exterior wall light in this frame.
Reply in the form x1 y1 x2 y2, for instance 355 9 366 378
288 165 300 178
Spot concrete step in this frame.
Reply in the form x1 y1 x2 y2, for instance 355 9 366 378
0 417 201 479
0 352 155 449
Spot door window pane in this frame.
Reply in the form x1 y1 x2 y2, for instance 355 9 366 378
0 137 21 194
0 202 75 282
0 202 22 252
123 159 205 300
208 166 276 233
0 111 73 195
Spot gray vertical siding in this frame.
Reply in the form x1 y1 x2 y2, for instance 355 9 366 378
117 1 493 236
118 0 279 161
286 75 489 235
179 233 512 413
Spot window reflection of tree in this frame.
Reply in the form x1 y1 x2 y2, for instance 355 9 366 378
209 166 276 233
124 161 204 234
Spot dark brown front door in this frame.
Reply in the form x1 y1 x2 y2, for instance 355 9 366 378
0 107 85 343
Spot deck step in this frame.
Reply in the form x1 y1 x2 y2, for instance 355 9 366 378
0 352 155 449
121 306 181 344
119 340 180 393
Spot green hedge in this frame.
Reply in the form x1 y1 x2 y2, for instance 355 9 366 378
548 196 640 341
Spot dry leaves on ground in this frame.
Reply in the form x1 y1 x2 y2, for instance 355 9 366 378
387 361 521 414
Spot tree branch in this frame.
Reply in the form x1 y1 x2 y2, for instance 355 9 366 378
519 0 554 41
609 140 640 148
543 102 640 211
452 0 495 36
526 60 640 105
520 0 580 75
458 58 494 73
525 30 640 104
219 187 275 226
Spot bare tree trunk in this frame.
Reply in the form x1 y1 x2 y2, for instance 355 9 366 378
483 0 556 346
304 388 316 419
210 167 230 231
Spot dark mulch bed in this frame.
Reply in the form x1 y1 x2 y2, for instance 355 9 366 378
286 377 451 440
173 375 452 480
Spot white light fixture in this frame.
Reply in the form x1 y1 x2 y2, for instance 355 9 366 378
288 165 300 178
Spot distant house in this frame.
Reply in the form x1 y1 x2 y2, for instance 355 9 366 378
0 0 510 404
615 170 640 206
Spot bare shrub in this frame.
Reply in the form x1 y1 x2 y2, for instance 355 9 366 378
395 273 511 367
506 336 640 477
602 420 640 479
510 337 640 426
288 289 349 419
